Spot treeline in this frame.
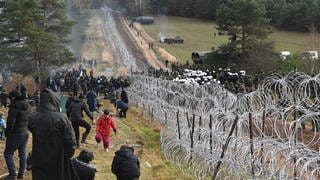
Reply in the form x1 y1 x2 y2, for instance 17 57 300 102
117 0 320 33
0 0 75 78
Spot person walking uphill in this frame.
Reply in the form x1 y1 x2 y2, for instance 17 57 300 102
95 110 116 152
67 94 94 148
111 145 140 180
28 88 78 180
3 89 31 180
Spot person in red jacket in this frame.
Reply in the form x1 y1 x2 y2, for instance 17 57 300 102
95 110 116 152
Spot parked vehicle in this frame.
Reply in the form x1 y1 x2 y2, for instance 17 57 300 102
159 36 184 44
280 51 291 60
300 51 318 60
191 51 213 64
132 16 154 25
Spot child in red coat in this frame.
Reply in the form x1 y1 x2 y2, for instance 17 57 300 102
95 110 117 152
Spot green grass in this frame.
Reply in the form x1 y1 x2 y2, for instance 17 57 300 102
143 16 228 64
143 16 320 64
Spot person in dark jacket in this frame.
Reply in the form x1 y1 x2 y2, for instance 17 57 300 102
86 89 98 113
67 95 94 147
0 89 9 108
116 98 128 119
28 88 77 180
65 93 75 117
3 89 31 179
111 145 140 180
71 149 97 180
120 89 128 104
73 82 80 97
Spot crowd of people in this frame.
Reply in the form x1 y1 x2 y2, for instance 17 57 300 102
0 66 138 180
0 62 270 179
44 65 130 95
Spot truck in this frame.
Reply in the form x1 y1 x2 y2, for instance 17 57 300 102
191 51 213 64
300 51 318 60
132 16 154 25
159 36 184 44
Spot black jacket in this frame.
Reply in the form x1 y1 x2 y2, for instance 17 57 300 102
6 97 30 136
71 158 96 180
65 96 74 117
28 88 77 180
120 90 128 104
0 91 8 106
67 98 93 122
111 147 140 180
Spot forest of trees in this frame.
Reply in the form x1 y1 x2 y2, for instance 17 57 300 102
117 0 320 33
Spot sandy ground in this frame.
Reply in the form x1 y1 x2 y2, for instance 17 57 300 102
131 22 178 64
121 18 166 70
82 11 113 64
75 9 176 73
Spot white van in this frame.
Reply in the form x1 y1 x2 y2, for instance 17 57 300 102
300 51 318 60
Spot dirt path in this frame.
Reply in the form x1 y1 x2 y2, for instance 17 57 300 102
120 17 166 70
129 22 178 64
0 97 193 180
112 13 150 72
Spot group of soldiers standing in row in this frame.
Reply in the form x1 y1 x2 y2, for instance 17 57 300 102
144 63 266 94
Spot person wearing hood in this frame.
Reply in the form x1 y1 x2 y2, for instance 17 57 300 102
111 145 140 180
3 89 31 180
71 149 97 180
67 94 94 147
28 88 77 180
95 110 116 152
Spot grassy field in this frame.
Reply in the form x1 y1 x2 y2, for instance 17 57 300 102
0 96 194 180
143 16 320 64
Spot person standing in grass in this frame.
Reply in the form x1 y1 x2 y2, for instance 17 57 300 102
95 110 116 152
28 88 77 180
111 145 140 180
3 89 30 180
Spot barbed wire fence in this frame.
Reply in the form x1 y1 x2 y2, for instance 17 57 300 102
126 71 320 179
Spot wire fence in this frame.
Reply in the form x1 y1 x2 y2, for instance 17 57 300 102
127 71 320 179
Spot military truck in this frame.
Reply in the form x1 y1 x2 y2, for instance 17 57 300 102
192 51 213 64
159 36 184 44
132 16 154 25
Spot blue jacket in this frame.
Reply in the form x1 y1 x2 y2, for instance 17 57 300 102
86 91 97 112
116 100 128 110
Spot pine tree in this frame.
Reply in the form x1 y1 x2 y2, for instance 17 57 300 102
216 0 271 54
0 0 75 81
